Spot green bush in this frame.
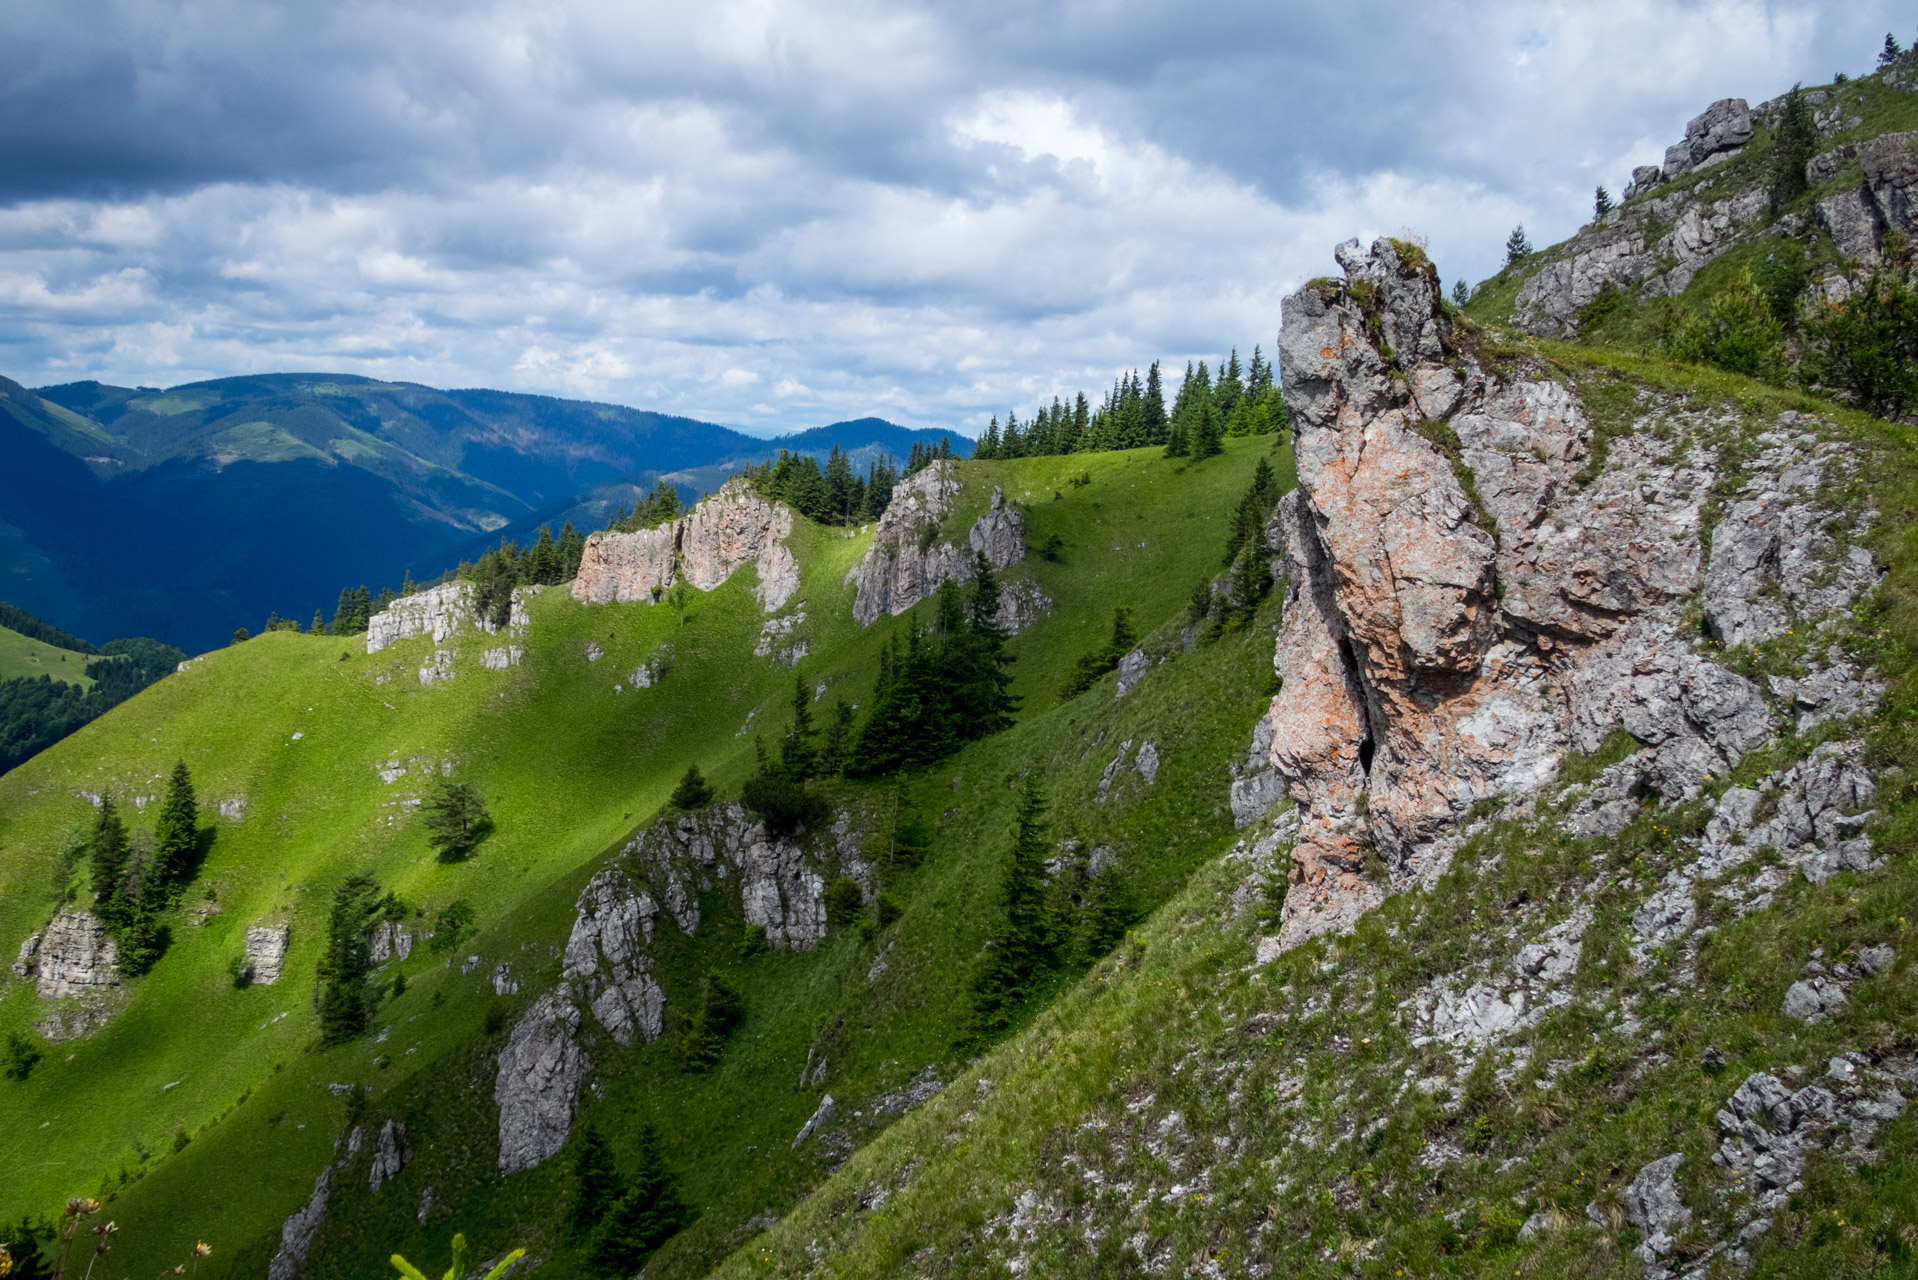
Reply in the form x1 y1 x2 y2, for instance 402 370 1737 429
823 877 864 930
3 1033 42 1082
1664 267 1785 379
1802 269 1918 417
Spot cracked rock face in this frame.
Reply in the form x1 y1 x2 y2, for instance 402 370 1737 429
622 804 834 950
32 912 121 999
244 924 290 985
366 583 536 655
563 867 665 1047
1262 237 1815 951
1712 1055 1915 1213
846 466 1034 628
494 985 588 1174
571 482 799 612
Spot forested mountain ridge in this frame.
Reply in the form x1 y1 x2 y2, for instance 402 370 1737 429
0 372 964 654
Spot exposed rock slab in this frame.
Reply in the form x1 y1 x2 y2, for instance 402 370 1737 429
369 1119 410 1192
495 985 588 1174
563 867 665 1047
266 1166 331 1280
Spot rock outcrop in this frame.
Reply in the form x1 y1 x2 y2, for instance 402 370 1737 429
501 802 870 1169
366 583 537 655
494 985 588 1174
571 481 799 612
847 465 1037 629
30 912 120 999
1658 98 1754 183
369 1119 410 1192
562 866 666 1047
242 924 290 985
1261 237 1877 951
266 1167 331 1280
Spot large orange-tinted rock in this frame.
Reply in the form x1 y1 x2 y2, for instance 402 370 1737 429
1262 237 1773 949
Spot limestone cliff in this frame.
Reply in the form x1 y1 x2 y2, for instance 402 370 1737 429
1261 236 1880 949
571 480 799 612
846 462 1041 629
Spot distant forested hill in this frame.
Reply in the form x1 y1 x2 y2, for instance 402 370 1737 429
0 373 963 652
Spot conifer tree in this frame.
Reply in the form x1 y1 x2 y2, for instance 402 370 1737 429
566 1123 622 1240
150 760 199 899
558 522 586 581
587 1123 695 1275
963 775 1055 1039
1882 33 1905 67
1452 279 1471 306
1770 84 1819 211
423 781 490 862
778 674 817 781
317 875 382 1046
669 764 715 810
1191 398 1223 459
817 698 856 775
1078 861 1138 961
1505 225 1535 264
1215 348 1244 422
88 795 130 922
1142 361 1168 444
1594 185 1614 219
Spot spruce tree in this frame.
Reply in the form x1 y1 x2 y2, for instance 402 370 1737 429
150 759 199 899
1192 398 1223 459
1452 279 1471 306
669 764 715 810
317 875 382 1046
1882 33 1904 67
1505 225 1534 264
587 1123 694 1276
1770 84 1819 211
88 795 130 920
1594 185 1615 219
962 775 1055 1039
423 781 490 862
817 698 856 775
1078 861 1138 960
777 674 817 781
558 522 586 580
1142 361 1167 444
566 1123 622 1240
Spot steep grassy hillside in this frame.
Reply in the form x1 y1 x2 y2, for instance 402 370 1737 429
0 624 93 687
706 342 1918 1279
0 436 1285 1277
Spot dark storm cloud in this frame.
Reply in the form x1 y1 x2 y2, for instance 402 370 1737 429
0 0 1903 431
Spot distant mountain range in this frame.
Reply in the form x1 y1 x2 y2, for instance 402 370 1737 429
0 373 969 653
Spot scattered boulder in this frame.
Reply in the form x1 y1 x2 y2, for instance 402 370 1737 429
1114 648 1149 699
1660 98 1754 181
1621 1153 1691 1272
1712 1055 1915 1213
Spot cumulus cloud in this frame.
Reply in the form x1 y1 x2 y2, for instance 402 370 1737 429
0 0 1900 430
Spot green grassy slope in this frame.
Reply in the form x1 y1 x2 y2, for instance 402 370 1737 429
0 436 1286 1277
706 347 1918 1280
0 623 93 687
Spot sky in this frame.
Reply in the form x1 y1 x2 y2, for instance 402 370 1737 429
0 1 1903 437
